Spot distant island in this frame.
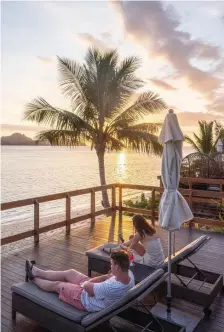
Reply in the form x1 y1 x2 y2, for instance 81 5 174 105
1 133 50 145
1 133 86 146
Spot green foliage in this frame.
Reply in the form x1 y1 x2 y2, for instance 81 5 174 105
123 192 160 218
185 121 224 154
24 48 166 155
23 48 166 207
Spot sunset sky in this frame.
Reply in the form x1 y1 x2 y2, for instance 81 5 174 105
1 0 224 139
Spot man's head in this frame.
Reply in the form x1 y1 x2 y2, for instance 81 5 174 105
110 250 130 276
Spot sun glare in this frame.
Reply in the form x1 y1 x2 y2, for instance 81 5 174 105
118 152 126 166
115 152 127 180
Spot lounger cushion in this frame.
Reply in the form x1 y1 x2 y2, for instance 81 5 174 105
11 282 88 323
81 269 165 327
162 235 210 268
86 235 210 272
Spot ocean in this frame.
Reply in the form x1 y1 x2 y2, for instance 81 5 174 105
1 145 193 227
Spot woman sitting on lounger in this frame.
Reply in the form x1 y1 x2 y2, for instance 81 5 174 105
105 214 165 267
25 250 134 312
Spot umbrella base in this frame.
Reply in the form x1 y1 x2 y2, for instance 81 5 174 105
151 303 202 332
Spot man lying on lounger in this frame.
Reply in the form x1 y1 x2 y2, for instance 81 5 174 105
25 250 135 312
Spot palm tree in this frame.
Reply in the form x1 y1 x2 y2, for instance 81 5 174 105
24 48 166 207
185 121 224 154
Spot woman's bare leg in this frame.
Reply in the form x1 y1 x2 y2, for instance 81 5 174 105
32 266 88 284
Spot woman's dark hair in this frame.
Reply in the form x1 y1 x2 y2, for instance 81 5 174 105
132 214 156 238
110 250 130 272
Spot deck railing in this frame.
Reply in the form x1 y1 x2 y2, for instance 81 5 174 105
1 181 224 245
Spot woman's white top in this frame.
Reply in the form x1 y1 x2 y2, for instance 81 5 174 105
133 234 165 267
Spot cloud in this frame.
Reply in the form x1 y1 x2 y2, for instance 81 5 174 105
149 78 176 91
37 56 53 63
208 94 224 114
176 112 224 127
1 124 47 132
110 1 222 100
77 33 111 52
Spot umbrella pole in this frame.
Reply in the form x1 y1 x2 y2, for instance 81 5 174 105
167 230 172 316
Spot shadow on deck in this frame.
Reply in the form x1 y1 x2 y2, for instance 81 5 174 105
1 215 224 332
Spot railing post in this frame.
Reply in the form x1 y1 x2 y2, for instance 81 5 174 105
119 185 122 223
151 189 155 226
112 186 116 211
66 194 71 235
188 189 193 228
34 200 39 243
91 189 95 224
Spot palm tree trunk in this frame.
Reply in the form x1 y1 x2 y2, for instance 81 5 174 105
97 150 110 208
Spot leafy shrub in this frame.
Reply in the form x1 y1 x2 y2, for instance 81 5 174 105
123 193 160 218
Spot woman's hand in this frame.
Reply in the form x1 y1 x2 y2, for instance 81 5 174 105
120 244 128 251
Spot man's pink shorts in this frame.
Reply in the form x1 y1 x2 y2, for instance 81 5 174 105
59 275 90 310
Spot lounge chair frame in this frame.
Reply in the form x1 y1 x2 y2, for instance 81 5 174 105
86 236 223 317
11 271 186 332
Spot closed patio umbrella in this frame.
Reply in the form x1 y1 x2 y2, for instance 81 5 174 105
159 109 193 315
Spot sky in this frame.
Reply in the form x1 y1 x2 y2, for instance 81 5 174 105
1 0 224 139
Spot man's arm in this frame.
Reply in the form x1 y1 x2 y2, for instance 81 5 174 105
82 281 95 297
83 274 112 298
82 276 110 297
89 273 112 283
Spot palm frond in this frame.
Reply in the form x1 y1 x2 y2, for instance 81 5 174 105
185 135 202 153
126 122 162 134
118 129 163 156
35 129 90 147
24 97 95 135
57 57 87 108
103 57 144 121
104 134 125 152
109 92 166 131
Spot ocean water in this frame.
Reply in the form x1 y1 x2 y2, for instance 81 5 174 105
1 145 193 225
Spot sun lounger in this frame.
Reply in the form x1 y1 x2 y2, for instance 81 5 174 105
11 269 186 332
86 235 223 317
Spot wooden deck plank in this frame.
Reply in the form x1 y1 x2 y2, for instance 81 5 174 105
1 215 224 332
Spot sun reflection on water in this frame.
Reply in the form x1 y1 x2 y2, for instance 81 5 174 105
116 152 127 180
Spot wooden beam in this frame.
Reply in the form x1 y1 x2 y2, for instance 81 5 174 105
193 217 224 227
34 200 39 243
120 183 163 192
180 177 224 185
151 189 156 226
1 184 114 210
91 190 95 224
1 230 35 246
119 186 122 223
112 186 116 211
66 194 71 235
39 221 67 234
122 206 152 216
192 190 224 198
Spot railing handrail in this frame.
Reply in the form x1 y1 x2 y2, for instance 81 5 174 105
1 181 224 246
158 176 224 185
1 184 115 211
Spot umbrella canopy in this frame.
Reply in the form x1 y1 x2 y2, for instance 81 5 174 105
159 110 193 231
159 109 193 317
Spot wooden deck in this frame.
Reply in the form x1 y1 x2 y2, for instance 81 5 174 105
1 215 224 332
